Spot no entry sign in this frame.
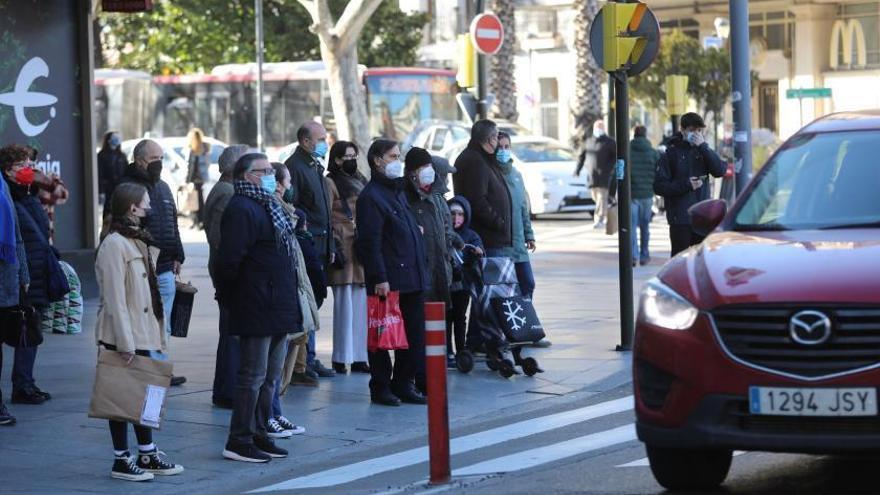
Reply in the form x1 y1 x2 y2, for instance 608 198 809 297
470 13 504 55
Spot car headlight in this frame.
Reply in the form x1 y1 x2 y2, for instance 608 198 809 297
637 278 698 330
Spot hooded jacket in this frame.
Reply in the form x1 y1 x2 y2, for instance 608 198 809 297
447 196 483 250
629 136 660 200
452 140 513 249
653 133 726 225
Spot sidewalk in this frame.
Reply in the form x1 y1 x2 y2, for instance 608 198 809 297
0 220 668 494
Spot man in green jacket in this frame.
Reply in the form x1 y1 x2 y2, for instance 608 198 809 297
629 126 660 266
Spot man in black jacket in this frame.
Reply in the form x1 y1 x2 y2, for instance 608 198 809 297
452 119 512 252
283 122 336 378
653 112 727 256
113 139 187 386
575 120 616 228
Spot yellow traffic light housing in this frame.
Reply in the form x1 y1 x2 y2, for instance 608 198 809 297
456 34 476 88
601 2 648 72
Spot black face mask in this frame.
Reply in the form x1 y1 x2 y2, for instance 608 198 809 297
147 160 163 182
342 159 358 175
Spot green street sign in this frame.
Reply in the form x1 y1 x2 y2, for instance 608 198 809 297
786 88 832 99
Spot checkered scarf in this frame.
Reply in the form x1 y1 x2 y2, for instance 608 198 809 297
234 180 296 256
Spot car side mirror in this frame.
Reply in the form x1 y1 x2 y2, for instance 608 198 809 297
688 199 727 237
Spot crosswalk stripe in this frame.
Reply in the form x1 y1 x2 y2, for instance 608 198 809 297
616 450 746 468
249 396 633 492
454 424 637 476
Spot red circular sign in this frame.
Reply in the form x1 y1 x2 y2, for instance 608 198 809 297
470 13 505 55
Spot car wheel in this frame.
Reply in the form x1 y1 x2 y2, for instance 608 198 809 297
646 446 732 490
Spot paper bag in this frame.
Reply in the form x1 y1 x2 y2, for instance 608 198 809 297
606 203 619 236
88 349 173 429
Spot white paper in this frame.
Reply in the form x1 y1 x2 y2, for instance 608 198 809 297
140 384 167 428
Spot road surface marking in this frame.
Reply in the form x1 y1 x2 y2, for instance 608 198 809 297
453 424 637 476
249 396 633 492
616 450 746 468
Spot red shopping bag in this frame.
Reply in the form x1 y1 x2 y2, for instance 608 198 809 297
367 291 409 352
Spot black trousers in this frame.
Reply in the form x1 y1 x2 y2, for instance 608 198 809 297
669 224 705 257
194 183 205 225
368 291 425 397
446 290 470 356
212 304 240 403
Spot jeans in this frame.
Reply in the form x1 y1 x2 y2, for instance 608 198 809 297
157 271 176 337
12 345 37 392
631 198 653 262
228 334 287 446
212 305 240 403
515 261 535 299
368 291 425 396
306 331 316 367
271 340 289 418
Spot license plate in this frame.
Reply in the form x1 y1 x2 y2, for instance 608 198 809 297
749 386 877 417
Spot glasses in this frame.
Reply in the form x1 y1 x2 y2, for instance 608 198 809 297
11 161 33 169
248 167 274 177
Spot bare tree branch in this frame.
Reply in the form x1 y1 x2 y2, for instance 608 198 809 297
332 0 383 52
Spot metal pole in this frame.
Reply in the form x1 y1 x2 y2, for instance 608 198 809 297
255 0 265 151
475 0 487 120
614 72 633 351
670 114 680 134
729 0 752 197
607 74 616 139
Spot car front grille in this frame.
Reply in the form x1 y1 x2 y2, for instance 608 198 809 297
712 305 880 379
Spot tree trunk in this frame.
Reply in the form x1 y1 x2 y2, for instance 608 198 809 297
321 41 371 156
571 0 603 150
489 0 518 121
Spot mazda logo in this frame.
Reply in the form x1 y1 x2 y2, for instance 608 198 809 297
789 310 832 346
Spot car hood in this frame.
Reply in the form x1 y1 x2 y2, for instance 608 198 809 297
659 229 880 308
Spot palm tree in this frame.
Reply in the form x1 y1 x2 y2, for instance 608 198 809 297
571 0 603 151
489 0 518 121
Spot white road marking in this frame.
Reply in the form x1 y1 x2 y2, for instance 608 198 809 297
616 450 746 468
249 396 633 492
454 424 637 476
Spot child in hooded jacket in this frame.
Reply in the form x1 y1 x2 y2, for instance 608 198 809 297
446 196 483 368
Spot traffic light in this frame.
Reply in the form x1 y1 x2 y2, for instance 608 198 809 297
456 34 476 88
601 2 648 72
666 75 689 115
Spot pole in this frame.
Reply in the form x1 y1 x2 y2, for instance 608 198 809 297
729 0 752 197
255 0 265 151
614 72 633 351
607 74 616 139
475 0 487 120
670 114 680 135
425 302 451 484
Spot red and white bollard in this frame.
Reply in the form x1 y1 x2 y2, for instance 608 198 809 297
424 302 450 484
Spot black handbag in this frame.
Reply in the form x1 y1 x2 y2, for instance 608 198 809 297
490 296 545 343
1 304 43 348
169 279 197 338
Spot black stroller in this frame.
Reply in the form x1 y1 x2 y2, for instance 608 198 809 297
455 253 544 378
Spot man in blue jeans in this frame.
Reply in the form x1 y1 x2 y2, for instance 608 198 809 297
628 126 660 266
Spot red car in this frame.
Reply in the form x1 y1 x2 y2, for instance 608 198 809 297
634 111 880 490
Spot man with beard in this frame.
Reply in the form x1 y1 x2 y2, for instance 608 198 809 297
106 139 187 386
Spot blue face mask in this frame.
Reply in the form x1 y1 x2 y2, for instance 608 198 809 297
496 149 511 163
260 174 277 194
313 141 328 158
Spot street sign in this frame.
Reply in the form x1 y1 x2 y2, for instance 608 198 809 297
470 13 504 55
589 2 660 76
786 88 832 99
703 36 724 50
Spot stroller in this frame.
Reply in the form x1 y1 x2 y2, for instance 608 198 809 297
455 252 544 378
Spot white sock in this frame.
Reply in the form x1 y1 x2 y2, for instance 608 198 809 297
138 443 156 453
114 450 128 458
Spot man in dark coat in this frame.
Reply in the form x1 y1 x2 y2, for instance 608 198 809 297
575 120 617 228
283 121 336 378
112 139 187 386
216 153 303 463
653 112 726 256
452 119 512 251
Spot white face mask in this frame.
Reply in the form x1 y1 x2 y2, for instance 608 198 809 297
593 127 606 138
383 160 404 179
418 166 436 187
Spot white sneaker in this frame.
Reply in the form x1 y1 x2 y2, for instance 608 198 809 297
267 417 294 438
275 415 306 435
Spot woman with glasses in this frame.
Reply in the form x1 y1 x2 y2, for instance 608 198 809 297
325 141 370 375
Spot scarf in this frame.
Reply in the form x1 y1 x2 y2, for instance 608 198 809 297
108 216 164 322
234 180 296 256
0 178 15 264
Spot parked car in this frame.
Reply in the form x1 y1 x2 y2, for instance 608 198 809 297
634 111 880 490
444 136 594 217
402 119 530 157
120 136 226 215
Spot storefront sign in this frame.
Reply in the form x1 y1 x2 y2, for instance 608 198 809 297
830 19 867 69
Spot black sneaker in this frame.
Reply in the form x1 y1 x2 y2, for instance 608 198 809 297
223 442 271 463
393 385 427 405
371 390 401 407
351 361 371 374
254 436 288 458
137 448 184 475
31 386 51 400
311 360 336 377
275 415 306 435
0 403 16 426
111 453 154 482
267 417 293 439
170 375 187 387
11 388 46 405
332 362 347 374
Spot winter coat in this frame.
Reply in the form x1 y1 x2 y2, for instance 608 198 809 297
94 233 166 352
97 148 127 197
355 172 428 296
284 146 334 265
448 196 483 250
204 180 234 287
325 176 365 286
8 181 55 307
0 179 29 308
653 133 727 225
576 135 617 189
495 159 535 263
279 202 320 333
452 140 513 249
297 230 328 307
114 165 185 274
629 137 660 200
187 143 210 185
215 194 303 337
406 179 452 304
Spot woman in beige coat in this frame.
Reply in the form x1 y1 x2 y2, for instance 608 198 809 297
94 183 183 482
325 141 369 374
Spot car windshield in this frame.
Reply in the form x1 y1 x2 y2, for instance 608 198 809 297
734 130 880 230
511 142 574 163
